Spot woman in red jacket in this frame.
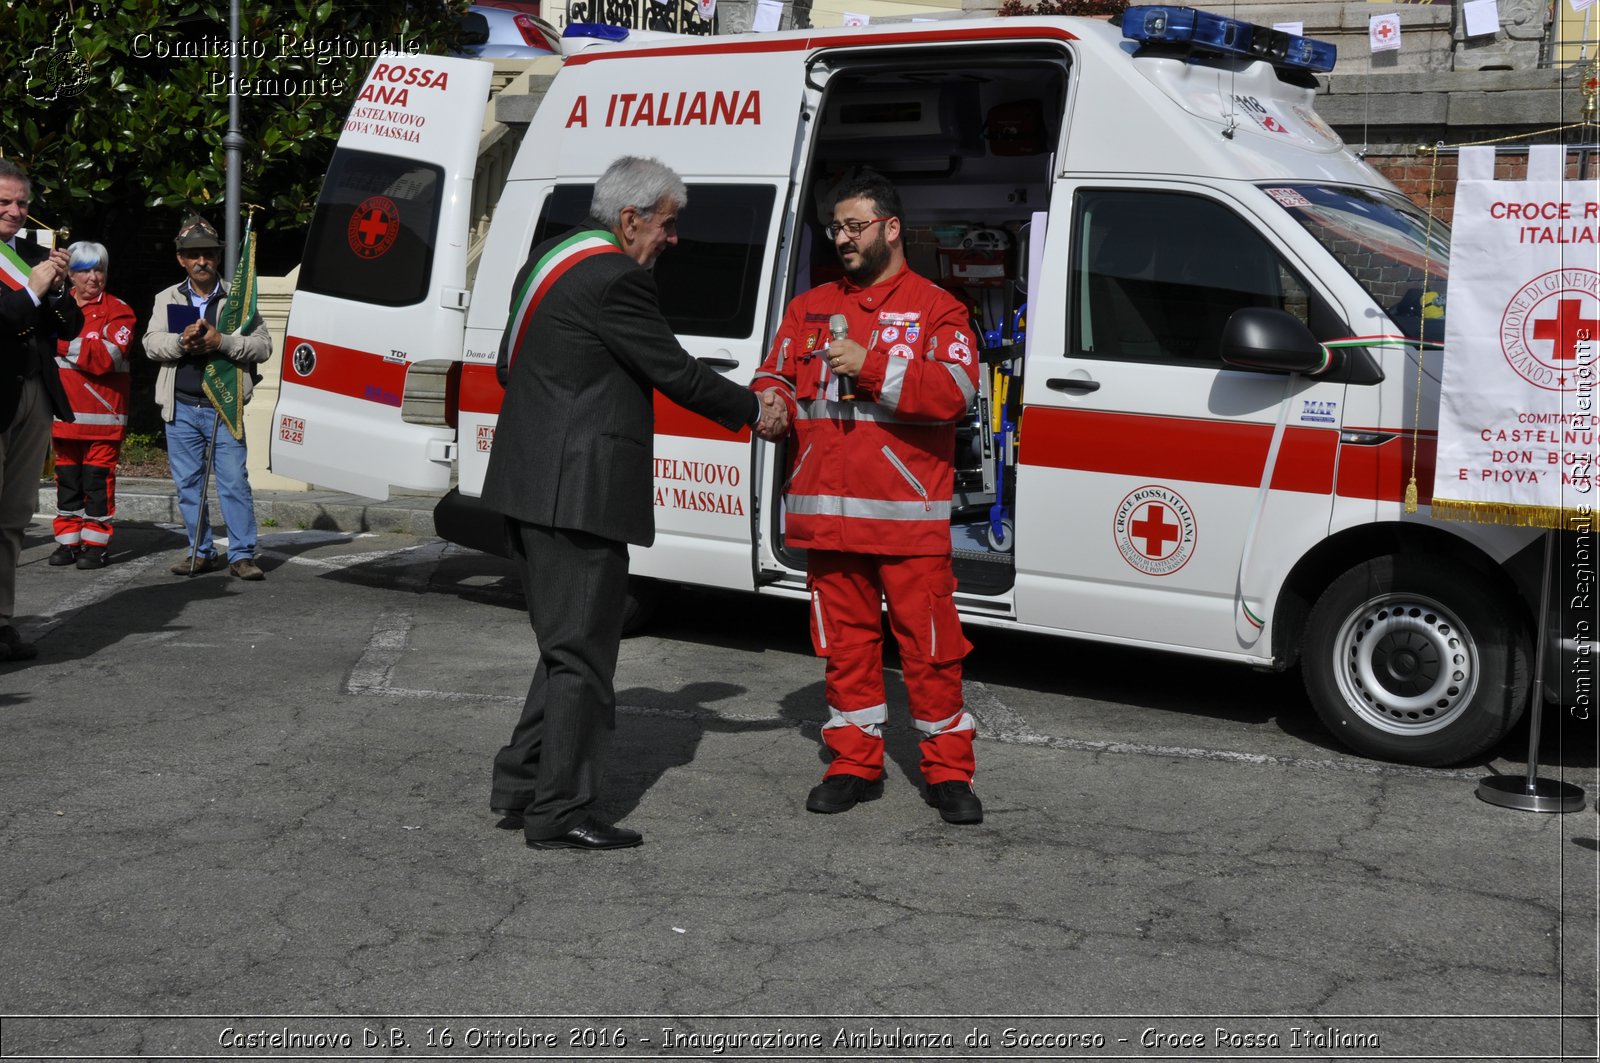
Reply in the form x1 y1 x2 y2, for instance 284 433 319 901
48 241 135 570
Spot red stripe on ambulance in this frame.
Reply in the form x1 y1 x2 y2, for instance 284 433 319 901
284 335 407 407
1019 408 1338 494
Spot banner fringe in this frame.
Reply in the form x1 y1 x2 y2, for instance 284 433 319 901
1429 498 1594 531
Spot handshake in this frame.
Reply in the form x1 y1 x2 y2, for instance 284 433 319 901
753 389 790 442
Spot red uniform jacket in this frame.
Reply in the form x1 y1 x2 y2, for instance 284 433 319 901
753 265 977 555
54 292 135 441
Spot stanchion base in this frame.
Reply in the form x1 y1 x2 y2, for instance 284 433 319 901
1476 775 1586 813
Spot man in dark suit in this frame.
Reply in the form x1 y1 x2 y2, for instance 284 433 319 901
484 156 785 851
0 160 82 663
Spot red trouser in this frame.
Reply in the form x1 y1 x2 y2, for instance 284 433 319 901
807 550 976 784
52 438 121 550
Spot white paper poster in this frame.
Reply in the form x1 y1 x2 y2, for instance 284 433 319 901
1273 21 1305 36
843 11 870 25
1571 0 1595 14
697 0 717 19
1369 12 1402 51
753 0 782 30
1431 146 1599 528
1463 0 1501 36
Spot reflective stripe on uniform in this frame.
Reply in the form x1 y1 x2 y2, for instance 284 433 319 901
913 710 975 736
787 493 950 521
795 398 962 427
63 411 126 426
942 360 977 405
824 702 888 736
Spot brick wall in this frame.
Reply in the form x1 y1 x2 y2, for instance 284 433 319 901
1362 150 1591 224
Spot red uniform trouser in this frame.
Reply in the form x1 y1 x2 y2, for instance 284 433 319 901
52 438 121 550
807 550 976 785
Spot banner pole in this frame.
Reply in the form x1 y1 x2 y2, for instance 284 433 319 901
1477 529 1585 812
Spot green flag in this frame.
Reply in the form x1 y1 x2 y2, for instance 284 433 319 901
202 214 260 440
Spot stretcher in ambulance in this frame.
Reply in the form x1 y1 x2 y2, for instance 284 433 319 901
271 7 1579 767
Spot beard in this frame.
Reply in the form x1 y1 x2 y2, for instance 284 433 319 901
841 228 891 284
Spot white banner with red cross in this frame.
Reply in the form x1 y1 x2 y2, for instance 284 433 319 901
1431 144 1599 529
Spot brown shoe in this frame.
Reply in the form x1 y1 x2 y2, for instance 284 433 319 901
0 624 38 662
229 558 265 581
170 553 221 576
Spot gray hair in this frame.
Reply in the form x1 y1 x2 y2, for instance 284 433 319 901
0 158 32 198
589 156 687 228
68 241 109 273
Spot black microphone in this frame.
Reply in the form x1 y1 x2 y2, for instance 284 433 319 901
829 313 855 401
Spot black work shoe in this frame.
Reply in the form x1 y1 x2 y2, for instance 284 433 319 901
75 547 107 570
48 544 79 567
525 815 642 850
492 806 525 829
805 773 883 814
0 624 38 662
926 780 983 824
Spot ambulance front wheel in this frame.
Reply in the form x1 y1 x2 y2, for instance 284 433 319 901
987 519 1014 553
1301 556 1529 767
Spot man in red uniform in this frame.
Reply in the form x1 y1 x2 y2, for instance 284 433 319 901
752 170 983 824
48 241 135 569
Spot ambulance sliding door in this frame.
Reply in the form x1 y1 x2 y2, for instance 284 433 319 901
1016 184 1345 658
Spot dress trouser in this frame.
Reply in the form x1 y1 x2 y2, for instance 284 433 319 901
491 520 630 839
0 377 52 622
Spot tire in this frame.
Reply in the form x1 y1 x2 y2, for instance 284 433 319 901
1301 555 1529 766
987 518 1015 554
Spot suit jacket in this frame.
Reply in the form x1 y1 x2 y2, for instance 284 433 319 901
481 228 757 548
0 238 81 431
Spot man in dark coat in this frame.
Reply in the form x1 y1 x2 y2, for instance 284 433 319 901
484 156 784 851
0 160 82 662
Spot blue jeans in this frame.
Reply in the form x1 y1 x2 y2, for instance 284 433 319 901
167 400 256 562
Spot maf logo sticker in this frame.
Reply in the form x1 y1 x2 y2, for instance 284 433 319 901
1299 398 1337 424
1114 485 1197 576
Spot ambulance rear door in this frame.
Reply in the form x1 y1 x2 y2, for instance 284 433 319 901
1017 180 1352 659
270 53 492 499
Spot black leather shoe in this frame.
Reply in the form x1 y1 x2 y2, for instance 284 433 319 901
491 806 525 829
926 780 983 824
48 544 79 566
526 816 642 850
806 773 882 814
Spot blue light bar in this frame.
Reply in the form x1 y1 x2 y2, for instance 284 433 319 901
563 22 629 42
1121 6 1337 73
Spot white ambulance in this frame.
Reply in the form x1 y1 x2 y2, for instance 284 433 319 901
271 7 1577 766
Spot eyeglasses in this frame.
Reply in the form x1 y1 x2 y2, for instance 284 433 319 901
825 217 891 240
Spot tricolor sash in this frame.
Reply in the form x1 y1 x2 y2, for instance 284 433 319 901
0 241 30 293
503 230 622 370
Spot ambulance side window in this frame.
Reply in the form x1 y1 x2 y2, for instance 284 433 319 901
532 183 777 339
1071 190 1317 365
299 150 443 308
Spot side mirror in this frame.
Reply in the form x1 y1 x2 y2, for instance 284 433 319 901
1221 307 1330 374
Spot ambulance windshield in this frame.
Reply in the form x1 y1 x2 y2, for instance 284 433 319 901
1265 184 1450 345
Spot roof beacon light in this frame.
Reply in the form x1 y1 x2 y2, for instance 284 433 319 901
1121 6 1337 73
563 22 630 42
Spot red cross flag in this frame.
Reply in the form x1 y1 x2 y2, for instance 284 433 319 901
1369 12 1402 52
1431 145 1599 529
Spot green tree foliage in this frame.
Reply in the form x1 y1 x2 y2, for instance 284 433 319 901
1 0 467 268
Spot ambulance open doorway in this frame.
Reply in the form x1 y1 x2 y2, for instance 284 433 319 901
769 46 1070 597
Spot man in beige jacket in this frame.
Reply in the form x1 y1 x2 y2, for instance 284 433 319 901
142 215 272 579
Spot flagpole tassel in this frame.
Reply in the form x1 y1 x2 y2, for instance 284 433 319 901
1403 477 1418 514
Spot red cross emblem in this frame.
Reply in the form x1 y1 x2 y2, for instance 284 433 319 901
1501 270 1599 391
1115 485 1197 576
347 195 400 260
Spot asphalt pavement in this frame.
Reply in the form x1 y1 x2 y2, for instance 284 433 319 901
5 481 1598 1063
